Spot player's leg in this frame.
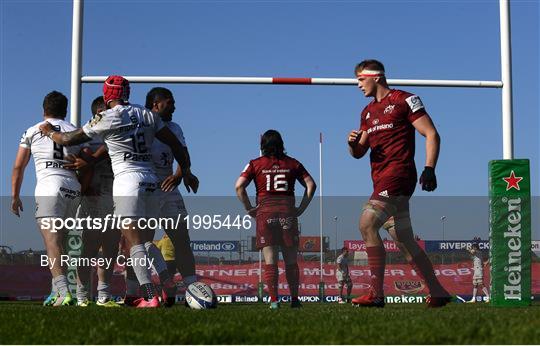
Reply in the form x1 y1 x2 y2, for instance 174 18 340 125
392 208 450 307
470 282 478 302
114 173 161 308
76 227 101 306
282 245 301 308
338 279 345 302
95 228 121 307
480 282 490 302
352 200 391 306
345 276 353 303
262 245 280 309
382 216 426 282
38 219 71 306
164 222 197 285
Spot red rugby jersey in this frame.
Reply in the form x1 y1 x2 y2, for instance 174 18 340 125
360 89 428 182
240 155 311 212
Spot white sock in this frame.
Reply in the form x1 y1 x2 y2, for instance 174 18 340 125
482 287 490 299
76 283 89 301
53 275 69 296
97 281 111 300
471 287 477 300
129 244 152 286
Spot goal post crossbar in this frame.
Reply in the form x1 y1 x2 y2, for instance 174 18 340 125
81 75 503 88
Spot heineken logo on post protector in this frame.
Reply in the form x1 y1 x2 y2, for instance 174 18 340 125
502 170 523 191
502 196 522 300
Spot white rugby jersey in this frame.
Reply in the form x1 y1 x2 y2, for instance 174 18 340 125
82 104 164 177
336 254 349 275
472 253 484 278
19 118 82 182
151 121 186 180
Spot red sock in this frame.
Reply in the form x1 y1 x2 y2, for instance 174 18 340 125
366 245 386 297
412 251 446 296
264 264 279 302
285 263 299 301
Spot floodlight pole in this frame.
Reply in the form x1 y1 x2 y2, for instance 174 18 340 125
500 0 514 159
70 0 83 127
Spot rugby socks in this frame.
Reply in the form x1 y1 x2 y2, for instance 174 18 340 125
125 265 140 296
482 287 490 300
53 274 69 296
285 263 300 302
366 245 386 297
411 251 447 297
97 281 111 300
471 287 477 301
76 283 89 302
264 264 279 302
129 244 156 299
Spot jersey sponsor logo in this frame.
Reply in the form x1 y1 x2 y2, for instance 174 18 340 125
384 104 395 114
123 152 152 162
405 95 424 113
378 190 389 198
366 123 394 134
372 119 379 125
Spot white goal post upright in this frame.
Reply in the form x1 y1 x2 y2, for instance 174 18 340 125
70 0 515 160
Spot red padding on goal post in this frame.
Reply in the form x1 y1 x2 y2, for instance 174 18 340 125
272 78 312 84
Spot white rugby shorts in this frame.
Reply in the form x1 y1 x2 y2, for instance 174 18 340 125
113 172 159 218
35 176 81 219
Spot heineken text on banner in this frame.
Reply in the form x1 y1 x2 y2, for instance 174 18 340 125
489 159 531 306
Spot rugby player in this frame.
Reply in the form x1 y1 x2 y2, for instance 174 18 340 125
336 247 352 303
347 59 451 308
74 96 120 307
39 76 197 308
11 91 85 306
467 243 489 303
235 130 316 309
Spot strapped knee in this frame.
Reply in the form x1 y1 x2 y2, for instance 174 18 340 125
362 201 396 224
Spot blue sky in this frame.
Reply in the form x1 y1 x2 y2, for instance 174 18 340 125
0 0 538 249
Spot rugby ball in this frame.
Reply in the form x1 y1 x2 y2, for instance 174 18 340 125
185 282 218 309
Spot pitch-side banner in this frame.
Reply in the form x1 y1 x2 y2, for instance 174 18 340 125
2 262 539 299
344 240 425 252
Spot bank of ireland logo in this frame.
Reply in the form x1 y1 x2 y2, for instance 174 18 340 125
502 170 523 191
222 242 235 251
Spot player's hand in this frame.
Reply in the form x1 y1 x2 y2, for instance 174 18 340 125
419 166 437 191
347 130 362 146
183 172 199 193
39 122 54 137
247 206 258 218
161 174 182 193
11 197 23 217
64 154 89 171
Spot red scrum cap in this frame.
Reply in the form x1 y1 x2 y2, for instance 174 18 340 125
103 75 130 105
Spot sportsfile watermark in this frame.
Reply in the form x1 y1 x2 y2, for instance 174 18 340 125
39 214 253 232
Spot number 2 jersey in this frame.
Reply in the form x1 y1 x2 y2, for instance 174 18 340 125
82 104 164 178
19 118 83 183
240 155 311 213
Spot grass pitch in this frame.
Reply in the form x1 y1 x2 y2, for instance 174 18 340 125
1 301 539 344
